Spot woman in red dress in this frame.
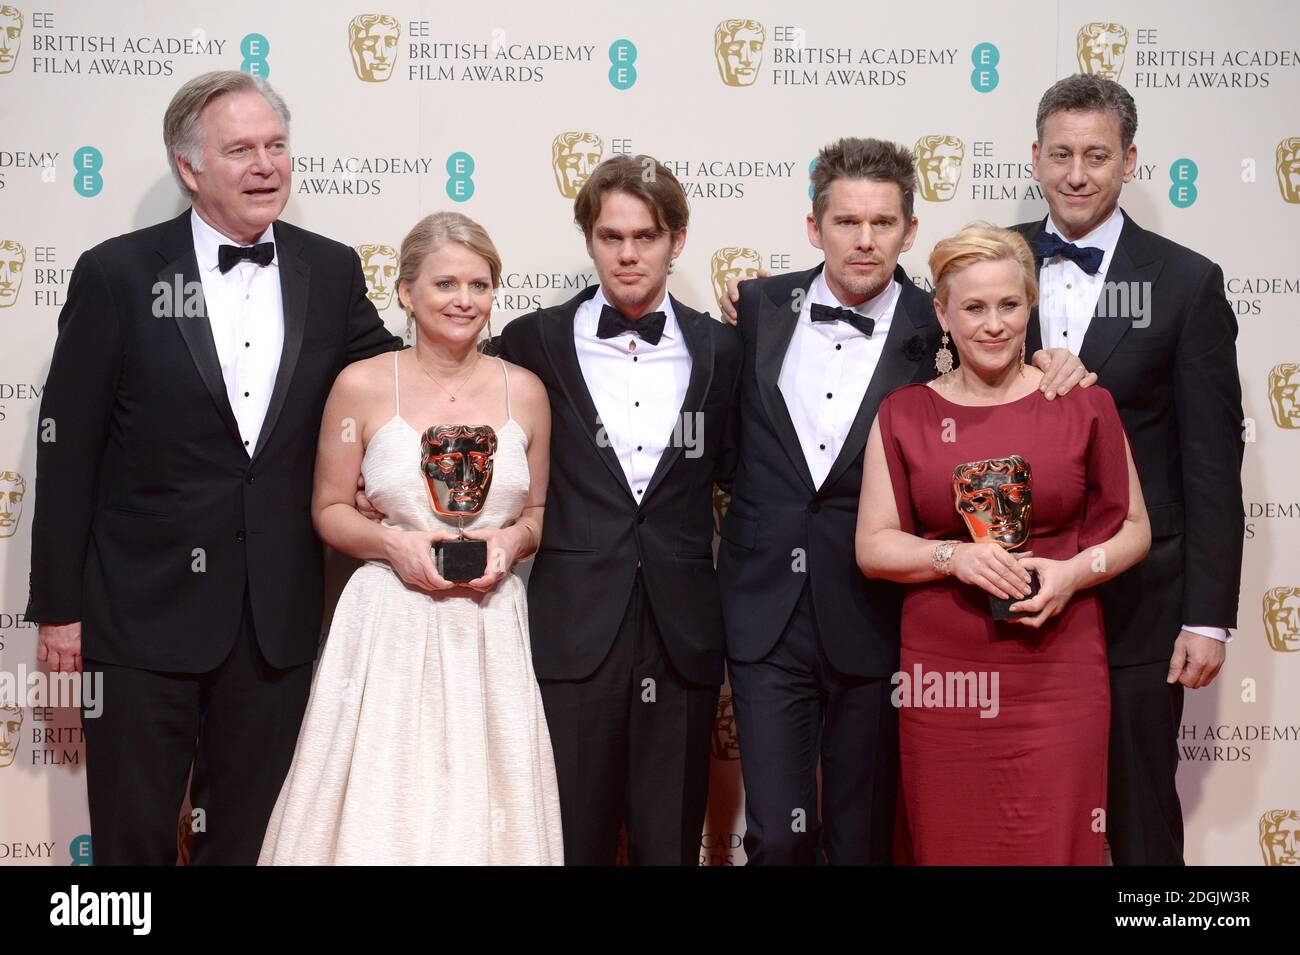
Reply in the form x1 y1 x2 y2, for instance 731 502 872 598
855 224 1151 865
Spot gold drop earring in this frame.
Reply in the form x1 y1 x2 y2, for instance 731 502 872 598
935 332 954 375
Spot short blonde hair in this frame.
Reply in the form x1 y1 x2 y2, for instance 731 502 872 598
929 223 1038 309
397 212 502 303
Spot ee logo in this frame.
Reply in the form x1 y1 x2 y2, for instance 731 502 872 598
971 43 999 93
446 152 475 202
242 33 270 77
808 156 819 201
609 39 637 89
1169 158 1198 207
73 146 103 197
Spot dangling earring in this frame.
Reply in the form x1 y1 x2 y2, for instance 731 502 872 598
1019 338 1026 376
404 308 414 343
935 332 954 375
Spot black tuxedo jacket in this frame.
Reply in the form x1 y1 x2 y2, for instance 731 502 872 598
499 286 742 686
1013 210 1244 666
718 264 942 678
26 209 401 671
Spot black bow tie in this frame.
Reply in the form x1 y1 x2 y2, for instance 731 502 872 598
1033 232 1104 275
217 242 275 274
597 304 666 345
810 302 875 337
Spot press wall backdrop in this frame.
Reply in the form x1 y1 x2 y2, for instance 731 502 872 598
0 0 1297 866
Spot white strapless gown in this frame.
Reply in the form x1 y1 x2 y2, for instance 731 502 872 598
259 363 562 865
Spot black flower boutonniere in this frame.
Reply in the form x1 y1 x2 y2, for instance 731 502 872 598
904 335 927 362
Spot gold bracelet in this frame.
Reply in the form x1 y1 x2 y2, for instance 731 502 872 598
515 518 539 552
932 540 958 576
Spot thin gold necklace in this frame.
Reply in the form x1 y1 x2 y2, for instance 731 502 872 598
414 350 481 403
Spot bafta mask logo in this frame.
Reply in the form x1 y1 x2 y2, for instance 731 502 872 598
914 135 965 202
954 456 1032 549
355 243 398 309
0 5 20 75
712 693 740 760
0 240 25 308
0 703 22 768
1267 363 1300 429
551 131 603 199
1263 587 1300 653
710 247 763 315
421 424 497 517
0 471 25 539
1259 809 1300 866
348 14 400 82
1276 138 1300 204
714 19 765 87
1077 22 1128 81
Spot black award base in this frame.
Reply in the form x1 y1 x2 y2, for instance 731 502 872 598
434 538 487 583
989 569 1040 621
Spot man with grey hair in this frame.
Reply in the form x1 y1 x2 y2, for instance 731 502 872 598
26 70 401 864
1013 73 1244 865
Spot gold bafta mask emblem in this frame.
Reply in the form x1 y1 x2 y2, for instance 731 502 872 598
1267 363 1300 429
1076 22 1128 81
714 19 765 87
1263 587 1300 653
0 6 21 75
551 131 603 199
914 136 965 202
421 425 497 518
953 455 1032 549
0 471 25 539
1259 810 1300 866
1276 138 1300 204
710 247 763 314
355 243 398 309
348 14 400 82
0 704 22 768
712 694 740 760
0 240 25 308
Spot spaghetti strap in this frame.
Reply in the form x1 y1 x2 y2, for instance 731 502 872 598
392 350 401 417
498 357 512 421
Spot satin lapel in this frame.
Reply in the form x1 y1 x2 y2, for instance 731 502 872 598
155 213 243 449
252 222 308 459
821 268 930 492
1020 217 1047 355
755 267 818 494
1078 212 1165 374
539 288 631 494
641 298 715 502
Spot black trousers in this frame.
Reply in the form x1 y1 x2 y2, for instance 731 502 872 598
727 583 898 865
538 573 719 866
1106 658 1186 865
81 595 313 865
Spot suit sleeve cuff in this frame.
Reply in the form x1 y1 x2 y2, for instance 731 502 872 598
1182 624 1232 644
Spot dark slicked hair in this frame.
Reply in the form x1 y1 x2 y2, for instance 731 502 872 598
1036 73 1138 150
810 137 917 224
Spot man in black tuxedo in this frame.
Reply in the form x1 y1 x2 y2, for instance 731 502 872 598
1013 74 1244 865
26 71 401 864
718 138 1091 865
499 155 741 865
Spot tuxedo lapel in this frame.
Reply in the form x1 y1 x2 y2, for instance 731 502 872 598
1020 217 1047 356
1078 212 1165 374
252 221 309 459
640 297 715 502
755 266 819 494
539 286 631 495
821 267 931 491
154 212 243 449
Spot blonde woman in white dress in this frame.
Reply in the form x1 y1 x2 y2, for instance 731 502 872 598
259 212 562 864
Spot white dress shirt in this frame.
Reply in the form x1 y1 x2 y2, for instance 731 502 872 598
191 209 285 455
574 286 692 503
777 270 900 489
1038 206 1229 645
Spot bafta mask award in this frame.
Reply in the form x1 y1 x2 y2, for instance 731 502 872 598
420 424 497 583
953 455 1040 621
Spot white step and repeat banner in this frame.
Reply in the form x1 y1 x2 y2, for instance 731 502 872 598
0 1 1296 866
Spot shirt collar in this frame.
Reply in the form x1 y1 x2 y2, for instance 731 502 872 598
808 268 900 324
191 208 277 274
1044 204 1124 258
589 284 678 341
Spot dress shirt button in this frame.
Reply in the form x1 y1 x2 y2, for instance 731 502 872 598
826 392 833 400
632 356 638 362
1065 283 1072 290
819 444 826 451
634 401 640 407
243 440 250 447
236 529 246 542
244 341 250 348
835 344 842 351
636 488 643 495
243 391 250 398
637 445 643 451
